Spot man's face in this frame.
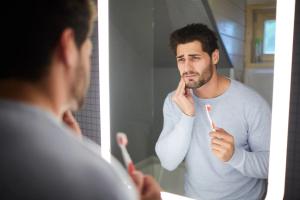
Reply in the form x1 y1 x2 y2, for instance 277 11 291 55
176 41 216 89
70 38 93 110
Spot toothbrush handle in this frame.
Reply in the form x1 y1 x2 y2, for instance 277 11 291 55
128 162 136 175
212 121 216 131
120 146 136 174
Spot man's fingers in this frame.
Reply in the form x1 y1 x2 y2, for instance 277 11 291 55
178 79 186 96
62 110 74 123
211 143 225 151
211 137 231 146
174 79 186 97
210 131 233 143
142 175 162 200
211 137 225 146
185 88 192 96
212 121 217 130
172 79 195 116
174 79 182 96
212 149 225 160
131 172 162 200
130 171 144 193
62 110 82 137
215 127 224 131
210 133 235 162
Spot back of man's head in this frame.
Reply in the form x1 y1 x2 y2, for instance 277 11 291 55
2 0 96 82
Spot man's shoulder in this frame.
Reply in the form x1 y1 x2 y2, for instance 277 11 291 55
231 79 268 103
230 80 271 114
163 90 177 107
0 102 132 200
166 90 176 98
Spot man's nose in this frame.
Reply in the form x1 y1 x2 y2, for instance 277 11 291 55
183 59 192 73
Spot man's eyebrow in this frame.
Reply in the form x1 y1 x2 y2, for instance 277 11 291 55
176 55 184 59
188 54 202 57
176 54 203 58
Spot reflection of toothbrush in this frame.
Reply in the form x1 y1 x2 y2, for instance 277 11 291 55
205 104 216 131
116 132 136 175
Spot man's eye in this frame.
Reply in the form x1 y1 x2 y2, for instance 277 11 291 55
192 57 200 60
177 59 184 62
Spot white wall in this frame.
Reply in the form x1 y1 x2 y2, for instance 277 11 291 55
244 68 273 106
243 0 275 106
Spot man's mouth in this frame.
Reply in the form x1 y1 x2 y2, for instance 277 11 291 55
183 73 198 79
185 75 196 78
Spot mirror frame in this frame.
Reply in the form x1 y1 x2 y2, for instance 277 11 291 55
98 0 111 162
98 0 296 198
265 0 295 199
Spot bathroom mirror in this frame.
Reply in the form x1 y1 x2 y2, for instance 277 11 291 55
97 0 294 198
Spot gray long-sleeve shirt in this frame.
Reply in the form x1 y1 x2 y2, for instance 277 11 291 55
155 79 271 200
0 99 137 200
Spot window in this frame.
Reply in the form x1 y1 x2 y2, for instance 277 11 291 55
245 3 276 68
263 19 276 54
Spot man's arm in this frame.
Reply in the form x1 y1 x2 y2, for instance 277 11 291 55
209 94 271 179
227 148 269 179
155 94 195 171
210 127 269 179
226 99 271 178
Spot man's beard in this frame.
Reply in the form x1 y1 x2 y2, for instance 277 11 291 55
183 62 213 89
70 60 90 111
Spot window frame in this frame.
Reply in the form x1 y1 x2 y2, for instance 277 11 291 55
245 3 276 68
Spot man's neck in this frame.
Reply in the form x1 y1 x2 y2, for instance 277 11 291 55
193 74 230 99
0 79 61 117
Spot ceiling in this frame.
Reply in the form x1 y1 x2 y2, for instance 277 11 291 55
153 0 233 69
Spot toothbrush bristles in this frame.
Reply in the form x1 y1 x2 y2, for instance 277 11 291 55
116 132 128 146
116 132 136 174
205 104 215 131
206 104 211 112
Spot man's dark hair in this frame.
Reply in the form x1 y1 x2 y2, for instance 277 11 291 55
1 0 96 82
170 23 219 56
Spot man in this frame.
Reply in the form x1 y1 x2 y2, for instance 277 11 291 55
0 0 160 200
155 23 271 200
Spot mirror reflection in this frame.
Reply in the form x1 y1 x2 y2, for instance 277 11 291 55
109 0 276 199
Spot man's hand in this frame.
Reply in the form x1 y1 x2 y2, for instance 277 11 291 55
172 79 195 116
130 171 162 200
210 128 235 162
62 110 82 138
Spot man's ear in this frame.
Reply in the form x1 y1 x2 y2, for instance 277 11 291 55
58 28 78 70
211 49 219 65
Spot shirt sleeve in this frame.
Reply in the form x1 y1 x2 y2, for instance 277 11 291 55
226 96 271 179
155 94 195 171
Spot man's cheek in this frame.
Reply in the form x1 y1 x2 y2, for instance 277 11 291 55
178 67 184 77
